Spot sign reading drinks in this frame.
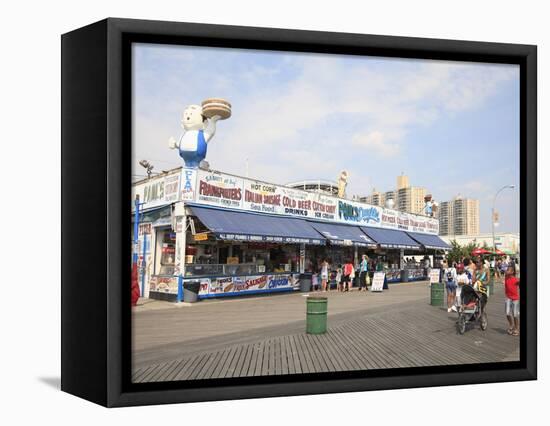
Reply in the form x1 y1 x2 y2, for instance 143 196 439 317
242 178 338 220
132 168 439 234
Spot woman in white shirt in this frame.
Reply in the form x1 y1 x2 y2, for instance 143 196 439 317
443 261 458 313
321 259 330 292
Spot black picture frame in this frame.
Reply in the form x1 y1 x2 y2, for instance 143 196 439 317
61 18 537 407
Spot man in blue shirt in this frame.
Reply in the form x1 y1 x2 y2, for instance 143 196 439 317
359 254 369 291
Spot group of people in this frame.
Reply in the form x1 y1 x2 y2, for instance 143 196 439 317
311 254 373 292
492 257 517 280
441 256 520 336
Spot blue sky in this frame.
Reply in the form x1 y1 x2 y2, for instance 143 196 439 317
132 43 520 233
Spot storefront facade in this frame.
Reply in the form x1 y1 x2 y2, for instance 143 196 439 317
132 167 448 301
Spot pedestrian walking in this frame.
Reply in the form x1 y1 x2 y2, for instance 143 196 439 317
473 260 489 314
504 265 520 336
311 272 319 291
336 265 343 292
495 259 502 279
342 260 354 292
443 260 458 312
464 257 475 282
350 262 356 290
359 254 369 291
499 258 508 278
320 259 330 292
455 263 469 310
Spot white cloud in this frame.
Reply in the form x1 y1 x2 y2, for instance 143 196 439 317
133 46 518 189
351 131 400 157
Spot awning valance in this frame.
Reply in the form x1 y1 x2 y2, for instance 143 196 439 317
360 227 421 249
188 205 326 245
406 232 451 250
308 221 375 247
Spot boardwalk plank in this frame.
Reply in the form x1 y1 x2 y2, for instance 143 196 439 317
261 340 271 376
288 335 303 375
196 351 222 380
280 336 289 375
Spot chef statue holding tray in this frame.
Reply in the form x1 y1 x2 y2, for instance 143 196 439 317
169 98 231 168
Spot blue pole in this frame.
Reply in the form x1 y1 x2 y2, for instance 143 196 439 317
133 197 140 265
177 275 183 303
141 233 147 296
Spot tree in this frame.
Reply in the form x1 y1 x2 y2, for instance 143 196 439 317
446 239 479 265
447 240 463 265
464 240 478 259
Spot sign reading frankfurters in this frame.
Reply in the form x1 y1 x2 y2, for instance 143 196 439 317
133 168 439 234
196 170 242 208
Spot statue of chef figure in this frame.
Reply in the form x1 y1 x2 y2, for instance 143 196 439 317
169 104 221 168
337 170 349 198
423 194 438 217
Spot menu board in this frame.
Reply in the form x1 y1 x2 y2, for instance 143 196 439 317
429 268 441 284
371 272 385 292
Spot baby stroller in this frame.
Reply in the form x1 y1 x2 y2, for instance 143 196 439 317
457 284 488 334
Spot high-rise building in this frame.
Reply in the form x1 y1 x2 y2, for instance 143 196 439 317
397 186 427 215
357 175 428 214
439 196 479 236
363 188 385 206
384 190 396 205
396 173 409 190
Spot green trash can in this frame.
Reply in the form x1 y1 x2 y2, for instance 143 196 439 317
430 282 445 306
306 296 328 334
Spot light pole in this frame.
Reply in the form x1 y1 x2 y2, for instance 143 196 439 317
492 185 515 251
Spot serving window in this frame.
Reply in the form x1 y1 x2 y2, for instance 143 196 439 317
156 228 176 276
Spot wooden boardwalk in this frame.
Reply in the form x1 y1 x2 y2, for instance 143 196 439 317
133 284 520 383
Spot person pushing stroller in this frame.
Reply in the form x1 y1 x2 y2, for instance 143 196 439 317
456 260 489 334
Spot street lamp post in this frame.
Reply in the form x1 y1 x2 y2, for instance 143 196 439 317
492 185 515 252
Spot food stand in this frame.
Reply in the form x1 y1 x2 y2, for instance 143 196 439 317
132 167 449 301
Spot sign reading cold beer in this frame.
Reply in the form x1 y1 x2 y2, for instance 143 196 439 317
242 178 338 220
133 168 439 234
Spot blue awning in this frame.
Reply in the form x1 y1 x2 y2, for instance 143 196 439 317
360 227 421 249
308 221 375 247
406 232 451 250
132 204 171 224
188 205 326 245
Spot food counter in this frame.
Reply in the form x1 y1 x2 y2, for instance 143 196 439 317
148 263 301 301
